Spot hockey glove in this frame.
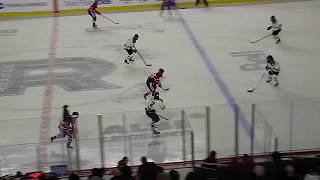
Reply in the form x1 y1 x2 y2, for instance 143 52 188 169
272 30 280 35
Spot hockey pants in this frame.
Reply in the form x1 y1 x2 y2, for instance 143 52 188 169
146 109 160 133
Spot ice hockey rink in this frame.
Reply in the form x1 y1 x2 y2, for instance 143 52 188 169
1 0 320 175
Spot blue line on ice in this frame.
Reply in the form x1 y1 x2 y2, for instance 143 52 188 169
176 10 252 140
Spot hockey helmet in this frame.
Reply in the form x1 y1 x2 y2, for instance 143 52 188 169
158 68 164 74
71 111 79 118
270 16 276 23
133 34 139 40
63 105 69 109
267 55 275 64
153 92 160 100
133 34 139 43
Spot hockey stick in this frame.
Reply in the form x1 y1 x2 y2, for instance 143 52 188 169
158 114 169 120
250 34 272 44
99 14 119 24
160 86 170 91
133 47 152 66
247 72 265 93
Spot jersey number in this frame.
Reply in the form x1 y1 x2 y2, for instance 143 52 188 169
149 101 155 108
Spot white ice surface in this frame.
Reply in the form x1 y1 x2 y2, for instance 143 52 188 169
1 0 320 175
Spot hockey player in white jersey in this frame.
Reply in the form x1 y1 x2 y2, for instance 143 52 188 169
265 55 280 87
123 34 139 64
267 16 282 44
145 92 165 136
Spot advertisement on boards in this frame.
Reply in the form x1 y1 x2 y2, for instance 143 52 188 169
0 0 51 12
59 0 111 10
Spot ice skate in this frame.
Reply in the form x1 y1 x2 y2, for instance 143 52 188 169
50 136 56 142
152 130 160 137
67 142 73 149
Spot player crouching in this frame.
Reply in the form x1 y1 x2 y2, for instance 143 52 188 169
51 112 79 148
265 55 280 87
145 92 165 136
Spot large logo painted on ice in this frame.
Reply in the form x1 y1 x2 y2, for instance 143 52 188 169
0 57 121 97
230 50 266 71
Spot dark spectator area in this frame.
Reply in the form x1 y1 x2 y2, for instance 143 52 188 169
195 151 320 180
1 151 320 180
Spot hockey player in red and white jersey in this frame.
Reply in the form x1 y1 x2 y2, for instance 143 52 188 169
51 112 79 148
267 16 282 44
144 68 165 99
88 0 101 28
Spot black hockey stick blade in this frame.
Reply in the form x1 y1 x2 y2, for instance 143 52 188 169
139 54 152 66
134 47 152 66
142 58 152 66
247 73 265 93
